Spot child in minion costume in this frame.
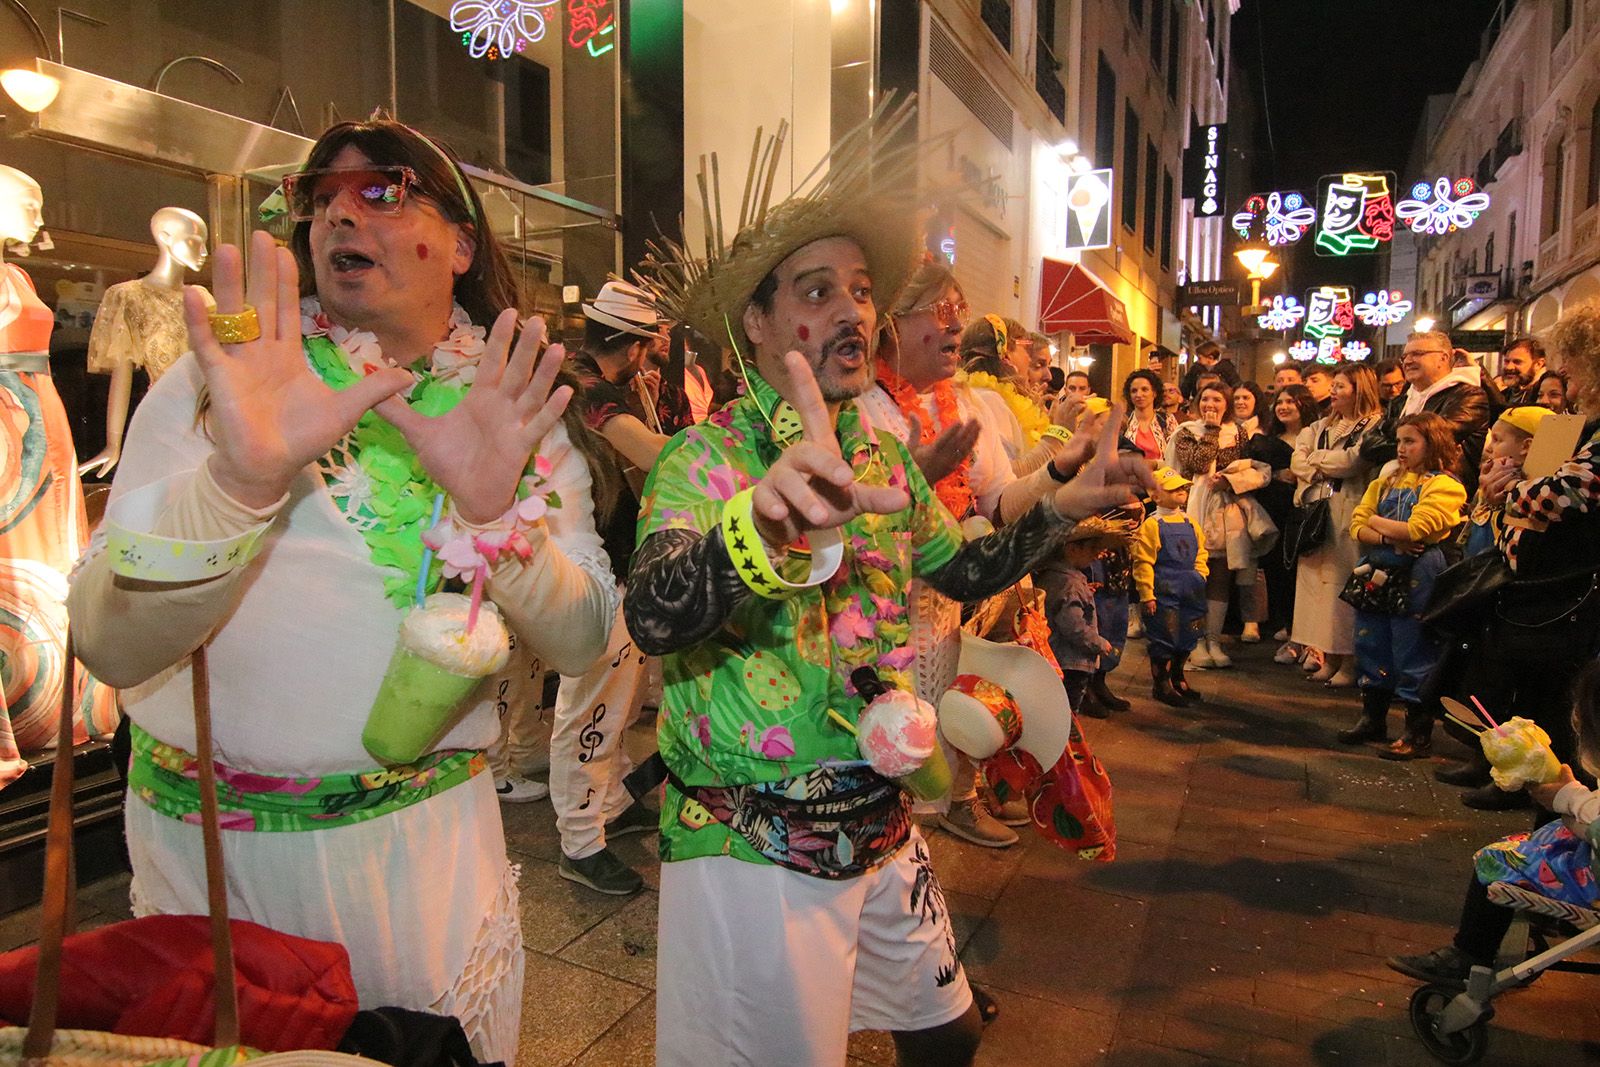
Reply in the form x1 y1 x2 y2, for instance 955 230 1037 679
1133 467 1210 707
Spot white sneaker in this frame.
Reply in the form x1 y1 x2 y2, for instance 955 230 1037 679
1188 642 1216 669
1206 638 1233 668
1240 623 1261 643
495 774 549 803
1127 613 1145 639
1273 641 1302 665
1272 628 1290 642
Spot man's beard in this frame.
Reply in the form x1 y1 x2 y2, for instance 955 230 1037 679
815 325 869 402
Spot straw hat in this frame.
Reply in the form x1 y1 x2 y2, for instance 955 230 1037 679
638 96 926 352
937 634 1073 770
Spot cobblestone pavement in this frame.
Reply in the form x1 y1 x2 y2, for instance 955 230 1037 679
8 637 1598 1065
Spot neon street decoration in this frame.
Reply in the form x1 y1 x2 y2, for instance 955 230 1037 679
1316 337 1343 364
568 0 616 56
1303 285 1356 341
1354 289 1413 328
1395 177 1491 236
1288 340 1318 362
451 0 560 59
1231 191 1316 247
1342 341 1372 361
1315 172 1396 256
1257 295 1306 332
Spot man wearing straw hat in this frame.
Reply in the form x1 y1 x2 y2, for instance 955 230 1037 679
625 100 1155 1066
540 280 674 894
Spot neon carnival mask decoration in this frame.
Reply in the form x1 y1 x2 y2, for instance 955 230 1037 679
451 0 560 59
1354 289 1413 328
1395 177 1491 236
1315 172 1396 256
1288 340 1317 362
1304 285 1356 341
1257 294 1306 332
1316 337 1343 364
1231 191 1316 247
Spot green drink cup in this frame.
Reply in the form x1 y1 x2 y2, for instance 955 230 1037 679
897 743 953 803
362 646 484 767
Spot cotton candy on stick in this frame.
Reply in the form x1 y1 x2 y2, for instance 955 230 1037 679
1478 716 1562 791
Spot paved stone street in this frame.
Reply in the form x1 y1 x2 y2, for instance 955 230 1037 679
6 638 1598 1065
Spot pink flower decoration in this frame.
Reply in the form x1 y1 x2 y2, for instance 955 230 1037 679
694 715 712 748
830 604 875 648
878 647 915 670
756 725 796 759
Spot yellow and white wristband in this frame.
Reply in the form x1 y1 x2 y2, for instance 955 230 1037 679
1040 424 1073 444
102 470 277 583
721 487 844 599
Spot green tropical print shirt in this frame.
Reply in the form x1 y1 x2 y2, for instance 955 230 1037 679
636 372 962 865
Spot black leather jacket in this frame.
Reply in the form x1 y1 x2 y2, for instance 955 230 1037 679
1359 382 1490 497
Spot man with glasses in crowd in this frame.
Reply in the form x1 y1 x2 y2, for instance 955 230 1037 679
1373 357 1406 404
1362 328 1490 494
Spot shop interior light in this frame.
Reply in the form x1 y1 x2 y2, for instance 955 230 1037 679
1270 350 1287 365
1 67 58 111
1415 316 1436 333
1056 139 1079 157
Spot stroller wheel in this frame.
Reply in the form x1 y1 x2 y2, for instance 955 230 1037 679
1409 984 1490 1065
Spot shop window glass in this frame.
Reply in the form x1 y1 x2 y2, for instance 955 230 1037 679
1096 54 1117 169
1589 96 1600 207
1123 104 1140 230
1143 140 1158 251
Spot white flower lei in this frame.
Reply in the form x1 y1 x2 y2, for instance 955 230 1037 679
299 296 488 388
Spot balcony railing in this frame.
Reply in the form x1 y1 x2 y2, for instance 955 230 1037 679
981 0 1012 53
1035 39 1065 123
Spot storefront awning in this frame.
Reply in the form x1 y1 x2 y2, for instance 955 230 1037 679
1038 258 1135 345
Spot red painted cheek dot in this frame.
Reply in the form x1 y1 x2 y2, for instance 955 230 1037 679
416 243 429 260
797 325 810 341
924 333 934 345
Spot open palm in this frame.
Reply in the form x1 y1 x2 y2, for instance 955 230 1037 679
750 351 910 546
376 312 572 523
184 232 412 508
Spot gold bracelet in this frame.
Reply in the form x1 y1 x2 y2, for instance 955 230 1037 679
721 488 846 599
1040 424 1073 444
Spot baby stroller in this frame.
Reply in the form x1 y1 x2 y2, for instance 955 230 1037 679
1408 881 1600 1064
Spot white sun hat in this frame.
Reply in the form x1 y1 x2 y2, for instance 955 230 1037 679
582 279 666 340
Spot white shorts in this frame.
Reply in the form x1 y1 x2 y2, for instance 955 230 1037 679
655 827 972 1067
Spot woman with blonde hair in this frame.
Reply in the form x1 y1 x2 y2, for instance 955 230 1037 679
1291 362 1383 692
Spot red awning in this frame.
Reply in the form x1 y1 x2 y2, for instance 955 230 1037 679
1037 258 1135 345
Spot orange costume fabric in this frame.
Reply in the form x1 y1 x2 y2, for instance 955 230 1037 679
0 262 117 785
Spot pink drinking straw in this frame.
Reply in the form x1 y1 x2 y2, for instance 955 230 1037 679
466 564 487 634
1469 695 1499 730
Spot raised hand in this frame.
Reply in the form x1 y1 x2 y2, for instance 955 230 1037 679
376 312 572 524
906 411 981 485
1049 392 1084 430
750 351 910 546
1051 402 1158 520
184 230 413 508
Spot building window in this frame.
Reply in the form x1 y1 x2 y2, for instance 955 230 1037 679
1508 212 1517 275
1123 103 1140 230
1166 4 1180 100
1477 150 1494 189
1161 169 1175 270
1484 232 1495 275
1144 140 1159 250
981 0 1012 52
1557 0 1574 38
1035 0 1066 124
1204 0 1216 53
1096 54 1117 168
1131 0 1144 28
1589 96 1600 207
1544 141 1566 238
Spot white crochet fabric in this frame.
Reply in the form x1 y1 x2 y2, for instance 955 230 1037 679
428 862 526 1063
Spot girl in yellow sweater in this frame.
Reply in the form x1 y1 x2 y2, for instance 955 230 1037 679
1341 413 1468 759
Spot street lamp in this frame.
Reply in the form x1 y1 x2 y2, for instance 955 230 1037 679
1234 240 1280 311
1415 316 1436 333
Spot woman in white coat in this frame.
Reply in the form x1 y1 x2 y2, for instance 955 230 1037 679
1287 363 1383 687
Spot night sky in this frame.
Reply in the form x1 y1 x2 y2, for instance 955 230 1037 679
1231 0 1505 299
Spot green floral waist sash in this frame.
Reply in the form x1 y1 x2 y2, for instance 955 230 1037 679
128 723 486 832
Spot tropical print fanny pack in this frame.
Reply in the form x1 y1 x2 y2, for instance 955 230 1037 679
668 763 911 879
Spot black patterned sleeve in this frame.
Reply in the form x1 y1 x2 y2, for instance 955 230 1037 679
624 527 752 655
923 500 1071 603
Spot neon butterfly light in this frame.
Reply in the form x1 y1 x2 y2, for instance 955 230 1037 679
1342 341 1372 361
1257 295 1306 332
1395 178 1491 236
1288 340 1318 362
450 0 561 59
1354 289 1413 328
1232 191 1317 247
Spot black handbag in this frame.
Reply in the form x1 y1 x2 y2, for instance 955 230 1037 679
1492 570 1600 665
1420 551 1515 635
1279 496 1331 564
1339 556 1417 615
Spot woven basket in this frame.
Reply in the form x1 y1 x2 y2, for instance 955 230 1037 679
0 1026 216 1067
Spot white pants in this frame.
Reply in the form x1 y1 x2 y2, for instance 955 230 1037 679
549 601 648 859
656 830 973 1067
488 639 551 781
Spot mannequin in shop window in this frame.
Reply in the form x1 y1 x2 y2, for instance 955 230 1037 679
0 164 118 788
81 207 215 478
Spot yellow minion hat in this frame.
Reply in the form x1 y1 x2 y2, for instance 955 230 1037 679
1496 405 1556 438
1153 466 1192 491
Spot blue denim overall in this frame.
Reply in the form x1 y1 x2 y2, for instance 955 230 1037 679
1146 516 1207 660
1353 479 1450 703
